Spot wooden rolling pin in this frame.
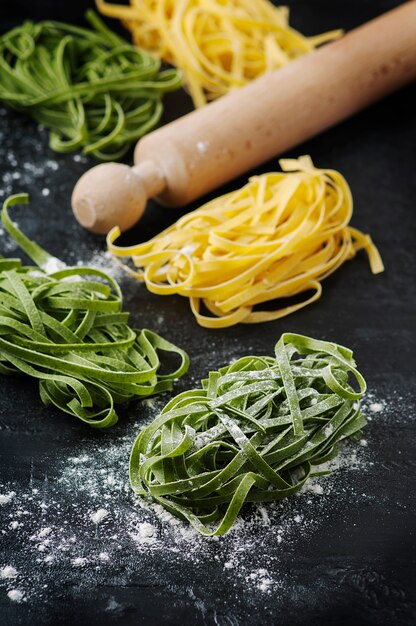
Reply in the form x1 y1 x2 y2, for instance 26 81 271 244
72 1 416 234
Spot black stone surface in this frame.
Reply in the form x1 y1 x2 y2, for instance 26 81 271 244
0 2 415 625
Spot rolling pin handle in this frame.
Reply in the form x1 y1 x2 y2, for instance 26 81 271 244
71 160 166 235
132 160 166 199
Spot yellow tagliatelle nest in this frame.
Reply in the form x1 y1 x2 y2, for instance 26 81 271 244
107 156 384 328
96 0 342 107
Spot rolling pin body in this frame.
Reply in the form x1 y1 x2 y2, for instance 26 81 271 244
72 1 416 233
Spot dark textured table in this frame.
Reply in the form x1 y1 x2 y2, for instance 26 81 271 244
0 2 415 625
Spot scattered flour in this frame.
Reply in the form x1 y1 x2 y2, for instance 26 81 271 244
0 492 15 506
71 557 88 568
90 509 109 525
0 411 374 607
75 250 125 282
306 483 324 496
0 360 405 614
1 566 18 580
0 108 124 287
138 522 155 539
247 569 273 593
7 589 24 603
131 522 156 544
369 402 384 413
0 111 62 205
42 257 66 274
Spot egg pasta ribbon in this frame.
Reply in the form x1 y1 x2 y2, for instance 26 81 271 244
108 156 384 328
97 0 342 107
0 195 189 428
130 333 367 536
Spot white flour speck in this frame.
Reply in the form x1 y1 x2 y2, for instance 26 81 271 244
1 566 18 579
7 589 24 603
258 578 272 592
0 492 15 505
247 569 273 593
71 557 88 568
306 483 323 495
131 522 156 544
42 257 66 274
324 425 333 437
369 402 384 413
138 522 155 538
90 509 108 525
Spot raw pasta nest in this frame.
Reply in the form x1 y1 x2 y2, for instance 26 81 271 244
97 0 342 107
108 156 383 328
0 11 181 160
0 195 189 427
130 333 368 536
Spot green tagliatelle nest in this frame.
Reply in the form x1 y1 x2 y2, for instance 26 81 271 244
0 195 188 427
131 333 367 535
0 11 181 160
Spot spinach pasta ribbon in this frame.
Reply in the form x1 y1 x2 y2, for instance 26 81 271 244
0 11 181 160
0 195 189 427
131 333 367 535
